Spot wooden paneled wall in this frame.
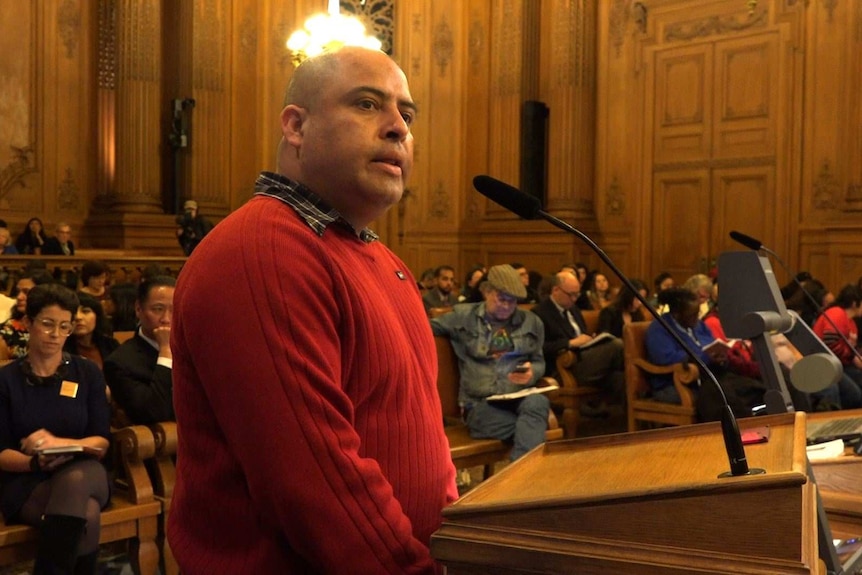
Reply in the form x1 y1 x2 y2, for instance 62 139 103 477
2 0 862 293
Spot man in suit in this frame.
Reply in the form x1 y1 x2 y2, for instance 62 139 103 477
104 275 175 424
41 222 75 255
422 265 457 312
532 271 625 402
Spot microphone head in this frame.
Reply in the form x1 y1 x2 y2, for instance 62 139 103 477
473 175 541 220
729 230 762 251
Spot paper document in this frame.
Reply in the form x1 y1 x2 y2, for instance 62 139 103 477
578 332 615 350
805 439 845 461
486 385 559 402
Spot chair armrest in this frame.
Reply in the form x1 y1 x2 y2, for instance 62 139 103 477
537 376 561 401
150 421 178 458
555 351 578 390
112 425 156 504
632 358 678 376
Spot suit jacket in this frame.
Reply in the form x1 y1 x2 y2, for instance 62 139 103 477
41 237 75 255
104 333 174 424
532 298 588 361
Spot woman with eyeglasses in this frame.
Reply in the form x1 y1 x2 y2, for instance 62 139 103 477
0 284 111 574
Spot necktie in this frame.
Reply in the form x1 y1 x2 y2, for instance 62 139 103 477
564 309 581 337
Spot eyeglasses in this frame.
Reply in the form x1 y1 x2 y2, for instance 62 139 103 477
559 288 580 299
494 292 518 306
36 318 74 336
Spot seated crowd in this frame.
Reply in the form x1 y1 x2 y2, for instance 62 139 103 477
0 257 178 573
424 260 862 454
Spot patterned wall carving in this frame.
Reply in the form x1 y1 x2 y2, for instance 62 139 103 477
98 0 116 89
58 168 80 210
609 0 631 57
492 2 522 96
0 145 36 207
665 8 768 42
58 0 81 59
469 19 484 74
123 0 159 82
429 181 450 219
813 160 838 209
432 17 453 77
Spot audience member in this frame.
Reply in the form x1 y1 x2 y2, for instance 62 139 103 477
459 265 486 302
417 267 435 292
14 217 48 255
0 227 18 255
510 262 539 304
167 47 456 574
532 271 626 402
41 222 75 256
107 283 138 332
422 265 457 311
432 264 549 460
0 270 55 360
648 271 674 308
0 284 111 574
597 278 648 338
79 260 112 314
104 276 175 424
683 273 714 319
64 292 119 372
813 284 862 406
576 270 611 310
645 287 766 422
176 200 214 256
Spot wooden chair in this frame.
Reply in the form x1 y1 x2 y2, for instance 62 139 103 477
149 422 179 575
552 309 606 438
622 321 699 432
0 425 162 574
435 335 563 480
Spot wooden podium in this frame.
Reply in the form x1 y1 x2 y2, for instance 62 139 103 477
431 412 822 574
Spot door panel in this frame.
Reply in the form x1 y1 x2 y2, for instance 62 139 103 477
713 34 779 160
651 169 711 280
653 44 713 166
710 166 775 257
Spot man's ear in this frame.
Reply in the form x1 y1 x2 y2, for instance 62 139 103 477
281 105 306 148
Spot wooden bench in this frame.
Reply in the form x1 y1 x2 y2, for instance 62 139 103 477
622 321 699 431
0 425 162 574
435 335 563 480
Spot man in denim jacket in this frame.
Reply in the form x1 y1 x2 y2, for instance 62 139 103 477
431 264 548 460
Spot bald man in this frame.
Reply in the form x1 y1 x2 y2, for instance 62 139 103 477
168 47 457 574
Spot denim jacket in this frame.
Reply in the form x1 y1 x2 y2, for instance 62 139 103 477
431 303 545 406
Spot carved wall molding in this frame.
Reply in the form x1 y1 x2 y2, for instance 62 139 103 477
552 0 578 87
606 177 624 216
58 0 81 59
123 0 159 82
665 8 768 42
432 17 454 77
429 181 450 219
813 160 838 209
0 145 37 205
58 168 80 210
492 2 522 96
653 155 776 172
272 14 292 70
609 0 631 58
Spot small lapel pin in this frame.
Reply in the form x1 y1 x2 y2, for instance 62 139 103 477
395 270 406 280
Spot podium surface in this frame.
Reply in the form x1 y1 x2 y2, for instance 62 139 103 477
432 412 821 574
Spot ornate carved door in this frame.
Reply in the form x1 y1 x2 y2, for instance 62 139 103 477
643 8 796 281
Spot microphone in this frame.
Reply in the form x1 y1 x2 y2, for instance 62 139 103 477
728 230 862 366
474 175 758 478
728 230 761 251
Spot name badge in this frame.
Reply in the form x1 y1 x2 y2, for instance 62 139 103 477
59 380 78 399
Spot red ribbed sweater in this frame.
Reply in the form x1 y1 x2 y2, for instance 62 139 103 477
168 195 457 574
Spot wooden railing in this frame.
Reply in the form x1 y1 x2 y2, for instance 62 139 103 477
0 251 187 292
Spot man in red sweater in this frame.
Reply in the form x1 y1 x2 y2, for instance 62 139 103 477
168 46 458 573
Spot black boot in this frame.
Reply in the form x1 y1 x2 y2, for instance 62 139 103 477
32 514 87 575
73 550 99 575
